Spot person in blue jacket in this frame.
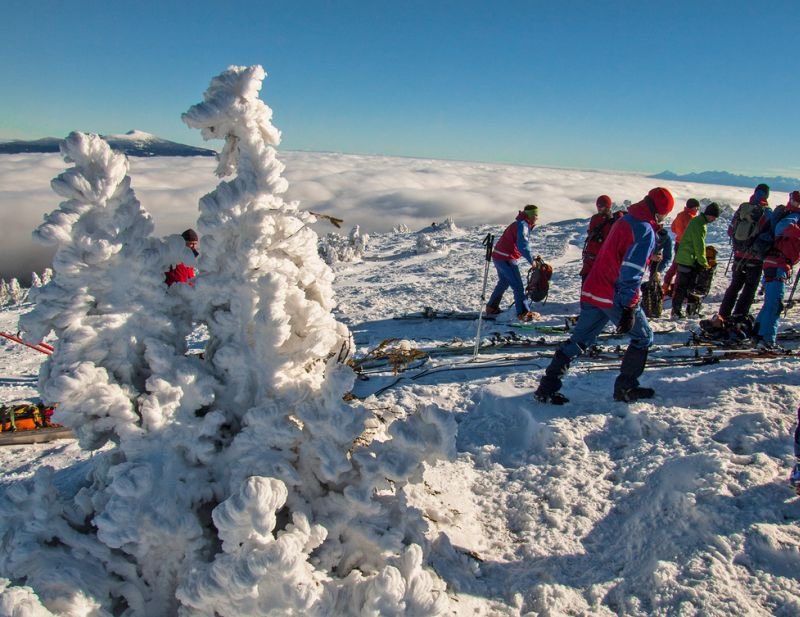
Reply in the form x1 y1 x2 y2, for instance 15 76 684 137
485 204 539 322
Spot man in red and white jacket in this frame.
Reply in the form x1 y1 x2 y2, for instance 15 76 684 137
535 187 675 404
485 204 539 321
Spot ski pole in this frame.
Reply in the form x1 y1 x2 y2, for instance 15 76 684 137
784 268 800 316
473 233 495 358
724 249 734 276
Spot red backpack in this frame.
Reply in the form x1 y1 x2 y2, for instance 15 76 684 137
526 256 554 303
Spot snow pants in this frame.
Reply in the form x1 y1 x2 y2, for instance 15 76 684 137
488 258 528 316
718 258 762 319
754 274 785 345
537 303 653 396
794 405 800 459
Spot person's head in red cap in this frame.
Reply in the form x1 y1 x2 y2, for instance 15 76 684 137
645 187 675 222
596 195 613 214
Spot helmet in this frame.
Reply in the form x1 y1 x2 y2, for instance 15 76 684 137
647 187 675 216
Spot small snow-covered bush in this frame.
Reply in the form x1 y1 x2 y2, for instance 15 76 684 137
319 225 369 265
415 233 441 254
0 278 27 306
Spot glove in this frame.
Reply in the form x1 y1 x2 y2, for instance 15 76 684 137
617 306 635 334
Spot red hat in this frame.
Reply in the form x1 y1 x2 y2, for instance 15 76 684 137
596 195 612 210
647 187 675 216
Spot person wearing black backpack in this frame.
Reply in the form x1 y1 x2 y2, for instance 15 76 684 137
716 184 771 323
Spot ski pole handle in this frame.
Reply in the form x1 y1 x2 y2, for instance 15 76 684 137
482 233 495 262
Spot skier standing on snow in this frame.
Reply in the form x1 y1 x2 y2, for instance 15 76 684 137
534 187 675 404
670 203 720 318
716 183 772 323
580 195 623 282
752 191 800 347
485 204 540 322
662 198 700 296
165 228 199 286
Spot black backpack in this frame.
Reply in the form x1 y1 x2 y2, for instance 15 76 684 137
526 256 553 303
640 280 663 318
749 205 789 259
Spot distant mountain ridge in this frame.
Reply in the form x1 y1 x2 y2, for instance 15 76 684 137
650 169 800 193
0 130 216 157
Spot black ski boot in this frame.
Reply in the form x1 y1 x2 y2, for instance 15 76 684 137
613 345 653 402
534 349 573 405
534 389 569 405
613 386 655 402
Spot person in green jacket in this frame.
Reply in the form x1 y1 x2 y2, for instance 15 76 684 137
671 202 720 318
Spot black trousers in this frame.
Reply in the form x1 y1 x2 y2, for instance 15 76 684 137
718 258 762 318
672 265 699 315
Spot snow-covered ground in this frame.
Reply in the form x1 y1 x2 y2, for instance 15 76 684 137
1 64 799 616
3 203 800 615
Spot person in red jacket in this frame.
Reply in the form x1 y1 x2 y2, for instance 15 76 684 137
662 198 699 295
753 191 800 346
485 204 539 322
165 228 199 286
535 187 675 404
580 195 623 281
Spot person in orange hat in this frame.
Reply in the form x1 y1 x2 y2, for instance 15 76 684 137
535 187 675 404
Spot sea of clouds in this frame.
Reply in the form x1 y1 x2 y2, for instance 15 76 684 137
0 149 760 284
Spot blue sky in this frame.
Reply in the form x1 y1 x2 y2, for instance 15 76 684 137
2 0 798 176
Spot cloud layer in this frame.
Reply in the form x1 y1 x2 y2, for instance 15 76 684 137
0 151 757 283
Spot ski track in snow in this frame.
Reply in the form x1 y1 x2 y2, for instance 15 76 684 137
3 214 800 615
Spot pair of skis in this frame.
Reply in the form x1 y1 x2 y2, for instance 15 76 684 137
0 331 53 355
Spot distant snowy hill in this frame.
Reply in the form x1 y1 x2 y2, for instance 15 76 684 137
651 169 800 193
0 130 216 157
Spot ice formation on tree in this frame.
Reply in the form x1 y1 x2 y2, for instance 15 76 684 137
0 65 453 616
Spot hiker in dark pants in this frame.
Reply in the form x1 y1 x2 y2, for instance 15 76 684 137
717 184 771 322
671 203 720 318
534 187 675 404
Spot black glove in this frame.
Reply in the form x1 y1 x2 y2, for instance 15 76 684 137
617 306 635 334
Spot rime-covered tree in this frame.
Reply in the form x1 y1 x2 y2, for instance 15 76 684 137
0 67 451 617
